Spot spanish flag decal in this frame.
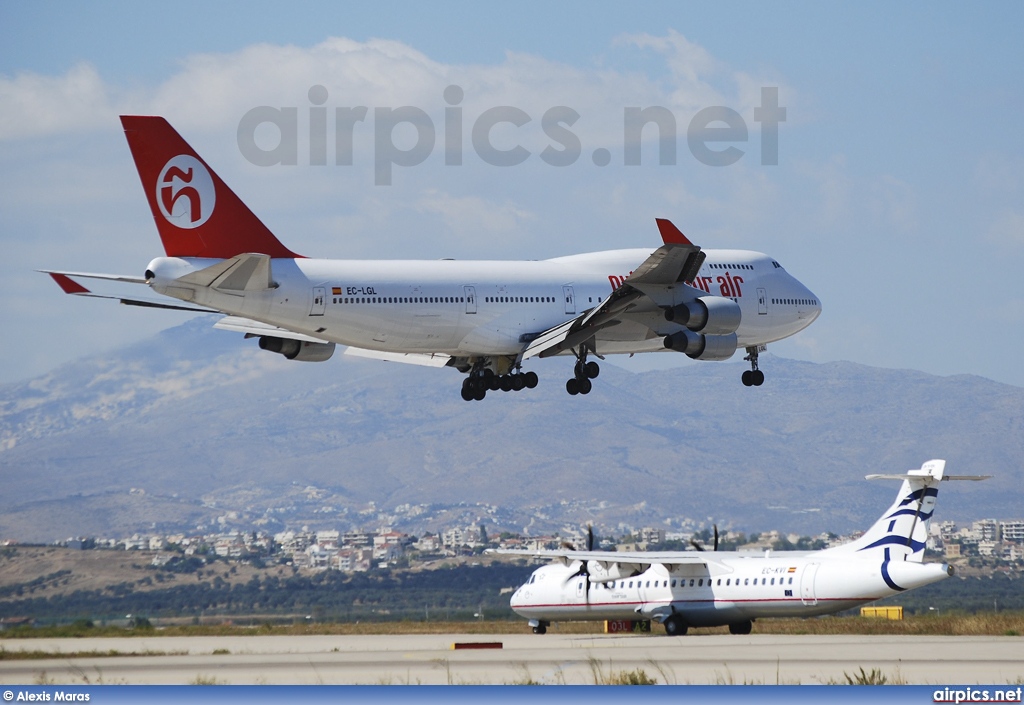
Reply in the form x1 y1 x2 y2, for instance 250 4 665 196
332 287 342 295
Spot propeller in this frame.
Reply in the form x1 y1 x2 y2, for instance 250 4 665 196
564 526 595 602
690 524 719 552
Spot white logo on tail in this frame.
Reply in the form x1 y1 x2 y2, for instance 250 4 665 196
157 155 216 229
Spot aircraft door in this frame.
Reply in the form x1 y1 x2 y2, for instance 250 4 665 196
757 287 768 315
800 562 819 606
464 286 477 314
563 285 576 314
310 287 326 316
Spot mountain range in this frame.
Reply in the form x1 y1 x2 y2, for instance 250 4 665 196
1 318 1020 542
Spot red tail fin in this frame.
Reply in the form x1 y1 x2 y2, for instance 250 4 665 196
120 116 301 259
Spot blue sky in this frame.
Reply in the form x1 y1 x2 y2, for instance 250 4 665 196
2 1 1023 386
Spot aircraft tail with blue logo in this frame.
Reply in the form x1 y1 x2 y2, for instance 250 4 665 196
826 459 988 563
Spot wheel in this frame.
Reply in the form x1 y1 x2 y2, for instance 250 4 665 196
460 386 474 401
488 375 501 391
577 377 592 395
482 368 495 380
752 370 765 386
474 387 487 401
533 625 547 635
500 375 513 392
728 620 752 635
512 374 526 391
585 361 600 379
566 378 579 395
524 371 539 388
664 616 687 636
741 370 753 386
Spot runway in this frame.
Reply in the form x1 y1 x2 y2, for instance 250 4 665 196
2 633 1022 685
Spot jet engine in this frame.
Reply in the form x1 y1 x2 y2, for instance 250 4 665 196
663 296 741 335
258 336 336 362
663 330 738 361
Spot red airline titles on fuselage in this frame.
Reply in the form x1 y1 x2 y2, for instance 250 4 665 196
608 271 744 297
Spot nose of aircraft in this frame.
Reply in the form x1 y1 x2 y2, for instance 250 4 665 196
798 282 822 324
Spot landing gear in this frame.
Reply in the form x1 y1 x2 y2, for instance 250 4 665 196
531 620 549 635
566 349 599 396
728 620 753 635
460 365 538 401
742 346 765 387
663 615 688 636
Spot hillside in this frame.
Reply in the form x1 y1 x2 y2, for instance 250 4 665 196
1 318 1020 542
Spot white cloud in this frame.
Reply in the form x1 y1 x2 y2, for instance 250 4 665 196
0 63 114 139
0 32 778 152
414 190 534 240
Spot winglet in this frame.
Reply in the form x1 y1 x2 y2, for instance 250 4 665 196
49 272 90 295
655 218 692 246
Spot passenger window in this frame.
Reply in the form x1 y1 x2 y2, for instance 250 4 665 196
689 579 694 587
771 578 775 585
726 579 731 586
744 578 749 586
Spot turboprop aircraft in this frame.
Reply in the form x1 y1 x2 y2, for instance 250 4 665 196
501 460 986 635
44 116 822 401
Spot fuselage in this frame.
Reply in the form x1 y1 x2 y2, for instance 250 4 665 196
148 247 821 358
510 553 950 627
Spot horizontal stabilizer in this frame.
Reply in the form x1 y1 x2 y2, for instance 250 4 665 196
866 473 991 482
40 270 149 287
176 254 274 292
41 269 216 312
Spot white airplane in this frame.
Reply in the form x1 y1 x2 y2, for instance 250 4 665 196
44 116 822 400
501 460 986 635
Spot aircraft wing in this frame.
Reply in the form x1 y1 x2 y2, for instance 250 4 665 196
343 346 452 367
521 219 707 360
213 316 330 344
492 547 717 577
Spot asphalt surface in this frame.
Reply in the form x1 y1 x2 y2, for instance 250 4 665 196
2 633 1022 685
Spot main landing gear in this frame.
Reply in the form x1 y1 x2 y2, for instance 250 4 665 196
663 615 688 636
566 350 600 396
741 345 765 387
461 367 538 401
728 620 753 635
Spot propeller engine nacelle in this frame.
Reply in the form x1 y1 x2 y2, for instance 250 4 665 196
587 561 644 584
258 336 336 362
663 296 741 335
663 330 738 361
